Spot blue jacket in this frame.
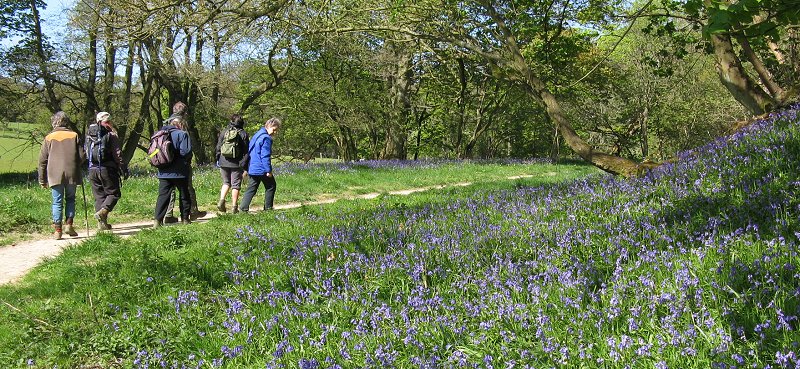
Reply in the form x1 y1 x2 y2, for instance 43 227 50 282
247 127 273 175
156 125 193 179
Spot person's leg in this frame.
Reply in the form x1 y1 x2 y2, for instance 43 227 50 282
50 185 64 239
165 189 178 223
230 169 243 213
89 169 104 212
263 175 277 210
100 167 121 212
239 175 261 213
176 178 192 223
61 184 78 236
64 184 77 220
154 179 174 224
187 167 199 214
231 189 240 213
218 168 231 213
95 167 120 229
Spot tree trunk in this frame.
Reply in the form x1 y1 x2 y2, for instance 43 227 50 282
640 106 649 159
336 124 358 161
102 22 116 110
122 53 154 164
484 3 642 176
710 33 776 115
29 0 60 113
118 41 136 143
735 34 784 101
84 19 100 126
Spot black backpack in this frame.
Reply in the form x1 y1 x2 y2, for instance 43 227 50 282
86 123 110 165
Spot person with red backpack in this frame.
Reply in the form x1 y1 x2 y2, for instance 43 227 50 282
214 114 250 213
152 115 193 227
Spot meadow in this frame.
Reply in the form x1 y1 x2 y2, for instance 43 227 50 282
0 159 591 246
0 122 45 174
1 106 800 368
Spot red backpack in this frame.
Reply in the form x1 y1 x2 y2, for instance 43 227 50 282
147 129 175 168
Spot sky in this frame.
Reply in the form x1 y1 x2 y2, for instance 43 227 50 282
1 0 74 47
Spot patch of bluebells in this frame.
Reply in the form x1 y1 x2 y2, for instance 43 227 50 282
126 107 800 368
273 158 552 176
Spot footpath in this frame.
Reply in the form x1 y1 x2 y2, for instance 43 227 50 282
0 179 518 285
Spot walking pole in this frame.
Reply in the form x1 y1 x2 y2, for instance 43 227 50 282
80 180 90 237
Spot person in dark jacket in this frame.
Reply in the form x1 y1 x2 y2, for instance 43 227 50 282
239 117 281 213
38 111 85 239
162 101 204 222
87 112 128 230
214 114 250 213
153 116 193 227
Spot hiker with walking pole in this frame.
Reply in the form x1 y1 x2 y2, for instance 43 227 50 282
37 111 86 240
85 112 129 230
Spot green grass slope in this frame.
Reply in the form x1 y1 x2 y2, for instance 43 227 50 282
1 107 799 368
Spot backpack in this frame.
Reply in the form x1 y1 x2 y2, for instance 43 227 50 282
220 127 243 159
147 129 175 168
86 123 109 165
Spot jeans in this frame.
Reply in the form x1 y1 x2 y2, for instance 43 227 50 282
239 174 276 212
51 184 77 223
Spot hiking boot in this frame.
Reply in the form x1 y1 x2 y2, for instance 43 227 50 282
95 208 111 230
181 218 192 225
53 222 63 240
164 215 179 224
232 206 239 214
153 220 162 228
64 218 79 237
190 210 207 220
217 199 226 213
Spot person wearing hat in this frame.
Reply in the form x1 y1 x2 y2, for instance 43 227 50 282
38 111 85 239
87 111 128 230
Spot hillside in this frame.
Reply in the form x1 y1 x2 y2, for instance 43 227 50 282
1 107 799 368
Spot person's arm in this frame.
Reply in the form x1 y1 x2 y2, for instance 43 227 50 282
214 129 225 161
38 137 49 187
263 136 272 174
110 134 127 175
240 131 250 168
175 130 192 157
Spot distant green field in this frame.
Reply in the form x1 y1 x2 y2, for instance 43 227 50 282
0 122 43 173
0 135 40 173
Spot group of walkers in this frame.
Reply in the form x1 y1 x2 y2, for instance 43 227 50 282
37 102 281 240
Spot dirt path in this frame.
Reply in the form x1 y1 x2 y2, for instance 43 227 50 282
0 178 533 285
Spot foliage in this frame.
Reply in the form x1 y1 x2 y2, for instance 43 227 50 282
1 106 799 367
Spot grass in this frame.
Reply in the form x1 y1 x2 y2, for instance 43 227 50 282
2 107 800 368
0 159 595 245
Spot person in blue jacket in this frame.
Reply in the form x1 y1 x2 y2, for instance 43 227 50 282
239 117 281 213
153 116 193 227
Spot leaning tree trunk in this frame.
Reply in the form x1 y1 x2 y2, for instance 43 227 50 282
710 33 777 115
508 53 642 177
485 4 642 177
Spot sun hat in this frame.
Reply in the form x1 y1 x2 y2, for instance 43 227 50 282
96 112 111 123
